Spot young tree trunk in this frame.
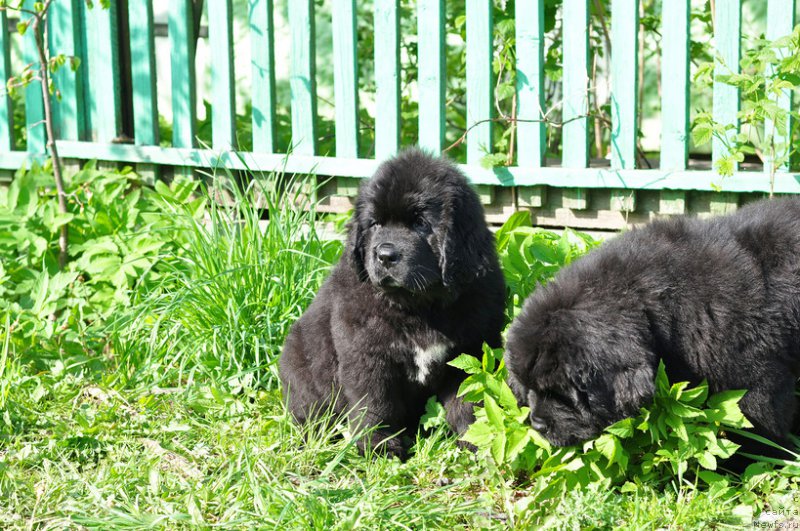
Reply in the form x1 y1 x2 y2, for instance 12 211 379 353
31 0 69 269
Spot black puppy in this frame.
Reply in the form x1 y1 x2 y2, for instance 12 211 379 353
506 197 800 458
280 148 506 459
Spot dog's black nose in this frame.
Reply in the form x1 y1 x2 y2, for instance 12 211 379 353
376 243 401 267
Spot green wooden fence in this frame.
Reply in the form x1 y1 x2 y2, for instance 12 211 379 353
0 0 798 229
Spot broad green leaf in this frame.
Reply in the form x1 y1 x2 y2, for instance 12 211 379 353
666 401 703 419
691 122 714 146
697 451 717 470
506 427 531 463
463 420 496 448
595 434 619 463
706 389 747 410
483 395 504 430
605 418 634 438
664 413 688 441
448 354 482 374
491 429 507 464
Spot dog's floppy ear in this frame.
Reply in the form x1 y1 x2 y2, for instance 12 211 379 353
439 182 496 288
611 361 657 415
346 196 368 281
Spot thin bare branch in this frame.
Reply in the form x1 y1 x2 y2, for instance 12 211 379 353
29 0 68 268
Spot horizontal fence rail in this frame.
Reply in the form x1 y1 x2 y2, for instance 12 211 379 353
0 0 798 229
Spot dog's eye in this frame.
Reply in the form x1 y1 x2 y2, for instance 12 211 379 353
545 389 573 407
367 218 379 228
412 216 430 232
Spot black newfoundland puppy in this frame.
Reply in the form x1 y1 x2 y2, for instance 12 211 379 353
280 149 505 459
506 197 800 458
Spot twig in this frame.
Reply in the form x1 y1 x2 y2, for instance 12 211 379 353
0 6 37 16
636 0 646 162
593 113 653 168
507 92 517 166
30 0 68 268
442 114 593 155
591 52 604 157
592 0 612 56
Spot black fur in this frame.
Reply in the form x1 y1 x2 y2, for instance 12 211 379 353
280 148 506 459
506 197 800 460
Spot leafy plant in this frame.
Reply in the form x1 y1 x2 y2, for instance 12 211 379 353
0 161 199 358
692 24 800 192
450 345 758 523
495 211 598 316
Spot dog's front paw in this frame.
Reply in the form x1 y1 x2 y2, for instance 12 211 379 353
358 431 408 461
456 438 477 453
378 435 408 461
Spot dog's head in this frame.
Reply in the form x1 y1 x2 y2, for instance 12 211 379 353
505 280 658 447
346 148 496 300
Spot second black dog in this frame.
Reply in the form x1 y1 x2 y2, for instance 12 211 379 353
506 197 800 461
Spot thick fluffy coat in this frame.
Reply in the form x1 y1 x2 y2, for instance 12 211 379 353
280 149 506 458
506 197 800 457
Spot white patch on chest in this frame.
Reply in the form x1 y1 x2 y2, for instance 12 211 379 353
413 343 451 384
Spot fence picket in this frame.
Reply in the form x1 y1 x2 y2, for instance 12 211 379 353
209 0 236 149
0 8 12 151
169 0 197 148
251 0 277 153
50 0 84 141
766 0 795 173
660 0 689 171
712 0 741 170
515 0 545 167
289 0 317 155
22 0 45 154
561 0 589 210
418 0 445 153
562 0 589 168
84 2 121 142
374 0 400 158
332 0 359 158
466 0 493 165
129 0 159 146
611 0 638 169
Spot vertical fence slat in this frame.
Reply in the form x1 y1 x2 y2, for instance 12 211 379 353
209 0 236 149
22 0 45 154
417 0 445 153
374 0 400 158
85 2 121 142
332 0 359 158
515 0 545 167
169 0 197 148
50 0 84 141
610 0 638 169
0 8 13 151
251 0 277 153
561 0 589 168
660 0 689 170
766 0 795 173
288 0 317 155
712 0 741 170
128 0 159 145
466 0 492 164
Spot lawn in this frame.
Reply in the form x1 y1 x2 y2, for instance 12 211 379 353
1 163 799 529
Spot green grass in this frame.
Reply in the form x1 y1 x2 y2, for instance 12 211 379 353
1 164 799 529
106 174 341 390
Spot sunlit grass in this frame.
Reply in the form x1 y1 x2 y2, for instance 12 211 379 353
1 167 799 529
108 171 341 390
